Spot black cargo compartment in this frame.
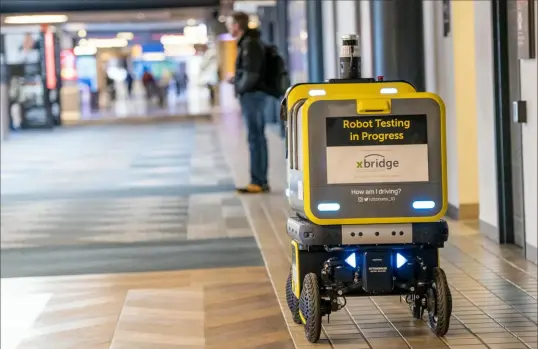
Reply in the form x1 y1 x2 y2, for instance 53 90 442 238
362 251 394 294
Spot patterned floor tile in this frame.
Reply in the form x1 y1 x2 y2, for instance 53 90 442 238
1 121 241 251
186 193 251 240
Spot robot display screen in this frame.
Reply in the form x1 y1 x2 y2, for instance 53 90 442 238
325 115 428 185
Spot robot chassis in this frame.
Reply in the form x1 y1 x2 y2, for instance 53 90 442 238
283 34 453 344
285 216 452 343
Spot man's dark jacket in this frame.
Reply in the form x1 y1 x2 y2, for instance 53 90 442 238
234 28 266 95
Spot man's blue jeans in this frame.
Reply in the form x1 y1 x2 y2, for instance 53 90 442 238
239 91 269 186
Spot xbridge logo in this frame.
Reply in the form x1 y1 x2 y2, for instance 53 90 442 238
356 154 400 170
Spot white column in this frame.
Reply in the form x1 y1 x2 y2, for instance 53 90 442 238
520 4 538 257
0 83 9 141
359 0 373 78
335 1 358 43
429 0 480 219
321 0 337 80
422 0 438 93
473 0 498 231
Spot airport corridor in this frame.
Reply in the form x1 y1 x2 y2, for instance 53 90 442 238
1 101 537 349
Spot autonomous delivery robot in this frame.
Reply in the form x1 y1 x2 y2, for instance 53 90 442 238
282 34 452 343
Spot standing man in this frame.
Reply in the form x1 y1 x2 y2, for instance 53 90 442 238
229 12 270 193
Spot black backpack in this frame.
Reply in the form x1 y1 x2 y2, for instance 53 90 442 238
263 45 290 98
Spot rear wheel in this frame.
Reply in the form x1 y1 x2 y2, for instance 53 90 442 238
299 273 322 343
427 267 452 336
285 270 302 324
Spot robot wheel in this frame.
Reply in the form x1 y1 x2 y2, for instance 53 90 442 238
285 270 302 324
299 273 322 343
426 267 452 337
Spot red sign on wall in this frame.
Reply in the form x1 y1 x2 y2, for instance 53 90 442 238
44 27 57 89
60 49 77 81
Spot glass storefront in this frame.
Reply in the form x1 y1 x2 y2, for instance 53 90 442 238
2 29 60 129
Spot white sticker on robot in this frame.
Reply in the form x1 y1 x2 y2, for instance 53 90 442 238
298 181 304 200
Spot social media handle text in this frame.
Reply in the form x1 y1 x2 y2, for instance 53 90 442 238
351 188 402 203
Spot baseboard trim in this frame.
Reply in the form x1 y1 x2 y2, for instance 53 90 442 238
447 203 479 220
480 220 500 243
526 243 537 265
447 204 458 220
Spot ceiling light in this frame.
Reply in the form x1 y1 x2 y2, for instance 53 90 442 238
164 46 196 57
88 38 128 48
77 29 87 38
74 45 97 56
4 14 68 24
117 32 134 40
142 52 166 61
160 35 186 45
79 38 128 49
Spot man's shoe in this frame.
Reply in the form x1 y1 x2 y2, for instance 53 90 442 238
237 184 270 194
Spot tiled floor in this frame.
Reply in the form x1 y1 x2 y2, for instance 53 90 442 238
1 87 537 348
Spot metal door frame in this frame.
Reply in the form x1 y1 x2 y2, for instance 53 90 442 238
506 0 527 249
491 0 516 245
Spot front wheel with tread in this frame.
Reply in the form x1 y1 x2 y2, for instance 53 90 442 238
299 273 322 343
427 267 452 337
286 270 302 324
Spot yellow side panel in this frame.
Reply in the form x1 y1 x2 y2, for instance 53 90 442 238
291 240 301 298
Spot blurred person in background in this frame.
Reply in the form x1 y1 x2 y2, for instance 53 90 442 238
125 71 134 98
106 74 116 103
174 70 189 96
159 69 172 106
229 11 271 194
142 67 157 102
200 43 218 104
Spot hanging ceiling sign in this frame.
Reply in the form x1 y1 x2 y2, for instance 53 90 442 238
0 0 219 13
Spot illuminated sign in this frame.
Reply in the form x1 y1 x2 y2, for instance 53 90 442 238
60 49 77 81
325 115 429 185
44 27 57 89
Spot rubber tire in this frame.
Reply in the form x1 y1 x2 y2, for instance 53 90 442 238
286 270 302 324
428 267 452 337
299 273 322 343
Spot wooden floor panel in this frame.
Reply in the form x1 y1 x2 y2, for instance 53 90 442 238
2 267 293 349
205 282 294 349
110 288 205 349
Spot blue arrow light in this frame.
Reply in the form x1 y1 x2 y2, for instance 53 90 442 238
396 253 408 268
345 253 357 268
